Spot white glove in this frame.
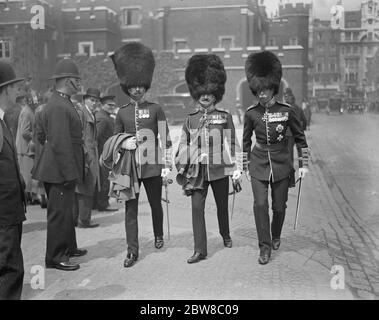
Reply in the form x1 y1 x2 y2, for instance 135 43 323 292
122 136 137 150
232 170 242 181
161 168 171 178
299 167 309 178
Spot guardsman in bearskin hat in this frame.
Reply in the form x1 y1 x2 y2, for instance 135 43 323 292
111 42 173 268
243 51 309 265
175 54 243 264
0 61 26 300
32 57 88 271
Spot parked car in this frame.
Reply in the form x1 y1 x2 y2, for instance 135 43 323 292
346 99 365 114
157 94 195 125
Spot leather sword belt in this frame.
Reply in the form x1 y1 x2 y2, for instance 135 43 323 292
255 140 286 151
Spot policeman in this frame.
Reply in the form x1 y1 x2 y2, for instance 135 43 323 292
175 54 242 264
0 61 26 300
32 58 87 271
111 42 173 268
242 51 309 265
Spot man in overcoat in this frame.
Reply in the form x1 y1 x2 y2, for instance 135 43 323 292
74 88 101 228
0 61 26 299
32 58 87 271
94 94 117 211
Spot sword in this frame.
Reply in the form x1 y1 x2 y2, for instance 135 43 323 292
162 178 173 240
294 177 302 230
229 178 242 220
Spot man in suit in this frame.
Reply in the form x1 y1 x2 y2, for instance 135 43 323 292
0 61 26 300
73 88 101 228
32 58 87 271
94 94 117 211
111 42 173 268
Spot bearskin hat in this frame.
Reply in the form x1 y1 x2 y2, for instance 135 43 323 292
245 50 282 96
110 42 155 94
185 54 226 104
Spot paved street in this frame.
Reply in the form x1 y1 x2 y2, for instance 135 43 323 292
19 112 379 300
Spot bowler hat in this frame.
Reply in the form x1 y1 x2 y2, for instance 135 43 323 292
0 61 25 89
50 57 80 80
83 88 101 100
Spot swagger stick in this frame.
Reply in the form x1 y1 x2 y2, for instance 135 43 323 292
294 177 302 230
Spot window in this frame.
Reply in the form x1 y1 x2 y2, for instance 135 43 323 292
317 44 324 53
0 39 12 59
78 42 94 57
329 59 337 71
353 32 359 41
289 37 298 46
219 36 234 50
268 37 276 46
173 39 187 53
317 59 324 72
353 46 358 54
121 7 141 27
330 44 337 54
345 32 351 41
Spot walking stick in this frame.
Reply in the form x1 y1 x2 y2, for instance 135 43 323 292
294 177 302 230
162 178 173 240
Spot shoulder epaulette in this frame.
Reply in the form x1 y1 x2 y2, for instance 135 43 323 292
246 102 259 111
189 109 200 115
277 101 292 108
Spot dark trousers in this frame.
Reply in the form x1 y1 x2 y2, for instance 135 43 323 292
251 177 289 251
191 177 230 256
73 193 93 226
95 165 110 210
44 183 78 265
124 176 164 256
0 223 24 300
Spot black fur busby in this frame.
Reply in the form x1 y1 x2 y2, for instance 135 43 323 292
110 42 155 94
185 54 226 104
245 50 282 96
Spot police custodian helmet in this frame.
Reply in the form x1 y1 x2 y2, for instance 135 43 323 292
245 50 282 96
185 54 226 104
50 57 81 80
110 42 155 95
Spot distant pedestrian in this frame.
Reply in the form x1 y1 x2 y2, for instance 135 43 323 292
302 98 312 130
0 61 26 300
243 51 309 265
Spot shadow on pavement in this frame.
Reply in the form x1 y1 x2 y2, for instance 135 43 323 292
53 284 126 300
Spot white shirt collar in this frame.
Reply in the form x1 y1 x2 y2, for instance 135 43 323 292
0 108 4 121
84 103 94 120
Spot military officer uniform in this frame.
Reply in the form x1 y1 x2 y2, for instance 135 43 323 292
111 42 172 267
175 54 242 264
243 50 309 264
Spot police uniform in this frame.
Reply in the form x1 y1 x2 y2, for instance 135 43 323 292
0 61 26 300
111 42 172 266
243 50 309 264
175 54 241 263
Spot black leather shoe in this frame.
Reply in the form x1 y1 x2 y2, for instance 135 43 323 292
124 253 138 268
272 239 281 250
78 222 99 229
155 236 164 249
46 261 80 271
223 237 233 248
70 249 88 257
258 249 271 265
187 252 206 264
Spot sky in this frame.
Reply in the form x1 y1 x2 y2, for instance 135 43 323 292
264 0 361 19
